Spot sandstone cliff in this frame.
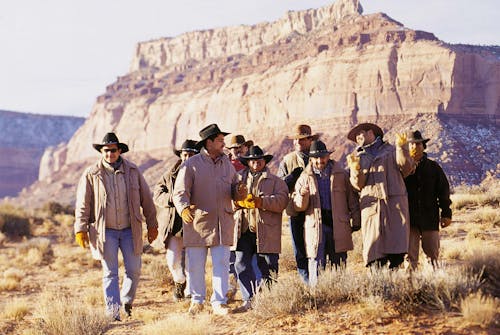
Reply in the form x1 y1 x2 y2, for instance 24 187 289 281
14 0 500 207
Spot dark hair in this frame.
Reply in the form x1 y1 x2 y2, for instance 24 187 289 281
203 133 220 149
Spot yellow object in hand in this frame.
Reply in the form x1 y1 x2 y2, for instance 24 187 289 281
347 153 361 171
396 133 408 147
410 147 418 158
181 205 196 223
236 193 256 209
75 231 89 248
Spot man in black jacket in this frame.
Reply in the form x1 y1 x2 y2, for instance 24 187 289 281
404 131 452 269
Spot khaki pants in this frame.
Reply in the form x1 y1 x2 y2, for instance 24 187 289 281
408 225 440 269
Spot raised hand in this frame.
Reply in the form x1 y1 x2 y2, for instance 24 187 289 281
347 153 361 171
396 133 408 148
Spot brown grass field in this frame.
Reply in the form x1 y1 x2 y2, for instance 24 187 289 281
0 182 498 335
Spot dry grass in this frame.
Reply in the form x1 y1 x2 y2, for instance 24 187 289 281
463 246 500 297
0 277 20 291
470 206 500 227
1 298 30 321
141 313 212 335
451 185 499 211
32 291 110 335
460 293 499 328
17 237 54 266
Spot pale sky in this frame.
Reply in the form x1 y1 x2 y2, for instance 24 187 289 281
1 0 498 117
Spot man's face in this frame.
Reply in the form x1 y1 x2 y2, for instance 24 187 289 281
356 129 376 146
310 155 329 171
294 137 313 153
229 146 241 158
248 158 266 173
409 142 424 160
180 151 196 162
240 145 250 156
206 134 225 156
101 144 121 164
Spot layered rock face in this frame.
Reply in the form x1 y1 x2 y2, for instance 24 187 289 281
0 110 84 198
14 0 500 207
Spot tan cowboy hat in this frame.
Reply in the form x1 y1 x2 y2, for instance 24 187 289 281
347 123 384 142
226 135 254 149
290 124 319 140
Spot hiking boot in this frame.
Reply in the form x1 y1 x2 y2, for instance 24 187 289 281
226 274 238 302
188 302 204 315
212 304 230 316
173 281 186 302
124 303 132 317
233 300 252 313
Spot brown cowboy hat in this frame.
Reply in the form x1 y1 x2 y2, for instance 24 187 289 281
195 123 230 149
407 130 430 144
347 123 384 142
289 124 319 140
174 139 199 157
93 132 129 153
226 135 254 149
239 146 273 166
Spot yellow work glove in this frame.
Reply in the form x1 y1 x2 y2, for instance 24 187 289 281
236 194 256 209
410 147 418 158
147 226 158 243
75 231 89 248
396 133 408 148
346 153 361 171
181 205 196 223
440 217 452 228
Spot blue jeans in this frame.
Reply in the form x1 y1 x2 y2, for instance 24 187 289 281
235 231 279 301
186 245 230 307
101 228 141 317
290 213 308 283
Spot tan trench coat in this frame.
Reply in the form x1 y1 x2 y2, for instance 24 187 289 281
293 161 361 258
349 142 414 265
233 167 289 253
74 158 158 260
173 149 243 247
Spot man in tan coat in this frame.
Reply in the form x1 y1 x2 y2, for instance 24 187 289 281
74 132 158 320
293 140 360 286
233 145 288 311
346 123 414 269
173 124 247 315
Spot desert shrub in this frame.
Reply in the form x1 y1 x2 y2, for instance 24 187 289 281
32 292 110 335
460 293 499 328
42 201 74 216
463 246 500 297
143 255 170 286
17 237 54 266
451 184 499 210
0 204 30 238
470 207 500 227
0 277 20 291
3 267 25 281
1 298 30 321
141 313 212 335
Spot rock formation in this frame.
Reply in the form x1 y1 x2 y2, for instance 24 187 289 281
12 0 500 207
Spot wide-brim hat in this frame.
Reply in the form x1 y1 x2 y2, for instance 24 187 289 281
290 124 319 140
195 123 230 149
226 134 254 149
347 123 384 142
174 139 199 157
93 132 129 153
407 130 430 144
239 145 273 166
308 140 333 158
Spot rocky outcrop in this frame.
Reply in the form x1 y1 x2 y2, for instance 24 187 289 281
12 0 500 207
0 110 84 198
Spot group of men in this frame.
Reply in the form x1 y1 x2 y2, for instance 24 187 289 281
74 122 452 319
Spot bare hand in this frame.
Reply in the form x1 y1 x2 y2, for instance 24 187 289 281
147 226 158 243
440 217 451 228
236 182 248 198
300 184 310 196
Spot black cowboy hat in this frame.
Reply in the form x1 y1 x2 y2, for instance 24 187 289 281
174 139 199 157
308 140 333 158
407 130 430 144
195 123 230 149
347 123 384 142
239 146 273 166
93 132 129 153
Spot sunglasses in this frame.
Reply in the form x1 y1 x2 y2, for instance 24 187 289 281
103 148 118 153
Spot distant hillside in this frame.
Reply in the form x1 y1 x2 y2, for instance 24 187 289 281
0 110 84 198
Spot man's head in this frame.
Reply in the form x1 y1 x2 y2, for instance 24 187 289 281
93 132 128 164
226 135 253 159
174 139 199 162
240 146 273 173
196 124 230 157
308 140 332 171
347 123 384 146
290 124 319 153
408 130 430 160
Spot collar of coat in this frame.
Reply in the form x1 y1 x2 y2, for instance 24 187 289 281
88 157 138 176
303 160 343 176
240 166 271 181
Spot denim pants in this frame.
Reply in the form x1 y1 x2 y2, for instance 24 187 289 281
308 224 347 286
289 212 308 283
235 230 279 301
186 244 230 307
101 228 141 316
165 235 189 294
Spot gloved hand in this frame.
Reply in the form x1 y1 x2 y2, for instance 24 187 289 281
396 133 408 148
147 226 158 243
75 231 89 248
291 167 303 179
181 205 196 223
236 194 256 209
440 217 451 228
253 196 263 209
410 147 418 158
346 153 361 171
